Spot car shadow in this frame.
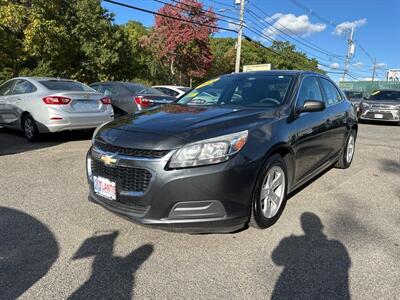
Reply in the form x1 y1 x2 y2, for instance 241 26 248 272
379 158 400 175
271 212 351 299
0 127 93 156
0 207 59 299
68 231 153 300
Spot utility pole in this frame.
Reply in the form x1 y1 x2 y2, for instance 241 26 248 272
371 58 377 81
341 26 355 82
235 0 245 73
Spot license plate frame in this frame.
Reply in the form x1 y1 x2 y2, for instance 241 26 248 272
374 113 384 119
94 176 116 200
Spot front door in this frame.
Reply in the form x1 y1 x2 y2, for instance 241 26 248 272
292 76 330 182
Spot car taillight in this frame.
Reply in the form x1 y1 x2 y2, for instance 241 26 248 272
43 96 71 105
101 97 112 105
134 96 153 107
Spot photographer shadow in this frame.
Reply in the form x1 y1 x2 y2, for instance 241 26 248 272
271 212 351 300
69 231 153 300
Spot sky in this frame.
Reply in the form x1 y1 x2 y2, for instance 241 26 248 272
102 0 400 82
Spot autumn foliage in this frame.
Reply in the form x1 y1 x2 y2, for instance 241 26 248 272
151 0 217 82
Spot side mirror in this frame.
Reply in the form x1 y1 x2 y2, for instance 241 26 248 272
297 100 326 114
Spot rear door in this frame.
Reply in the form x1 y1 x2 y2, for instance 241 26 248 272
0 80 17 125
6 79 38 126
292 75 331 181
319 78 348 158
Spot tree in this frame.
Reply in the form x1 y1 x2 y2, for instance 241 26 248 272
151 0 217 84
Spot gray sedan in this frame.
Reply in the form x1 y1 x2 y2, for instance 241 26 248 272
0 77 114 141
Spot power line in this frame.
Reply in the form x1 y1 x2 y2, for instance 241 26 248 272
247 2 345 59
243 9 344 67
103 0 238 33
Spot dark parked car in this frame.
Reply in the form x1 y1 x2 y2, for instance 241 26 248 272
89 81 175 118
344 90 364 112
359 89 400 123
86 71 357 233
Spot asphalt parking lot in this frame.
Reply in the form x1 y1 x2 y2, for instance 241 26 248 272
0 123 399 299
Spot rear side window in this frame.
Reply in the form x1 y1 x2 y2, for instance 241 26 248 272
297 76 323 108
0 80 16 96
320 78 342 105
13 80 37 94
40 80 94 92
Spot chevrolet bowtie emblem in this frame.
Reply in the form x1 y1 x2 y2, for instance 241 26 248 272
100 155 117 166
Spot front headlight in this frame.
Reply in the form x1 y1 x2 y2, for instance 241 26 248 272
361 102 370 109
168 130 248 169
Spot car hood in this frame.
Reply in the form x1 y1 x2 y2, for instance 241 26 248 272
95 104 276 150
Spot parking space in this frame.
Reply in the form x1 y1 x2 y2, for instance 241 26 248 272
0 123 399 299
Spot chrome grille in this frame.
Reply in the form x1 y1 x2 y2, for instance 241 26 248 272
94 141 169 159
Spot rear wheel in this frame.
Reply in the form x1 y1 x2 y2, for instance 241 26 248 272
335 129 356 169
250 154 288 229
22 114 40 142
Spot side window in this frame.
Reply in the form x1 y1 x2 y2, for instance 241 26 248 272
101 84 118 96
166 89 179 97
297 76 323 108
0 80 16 96
12 80 37 95
320 78 342 106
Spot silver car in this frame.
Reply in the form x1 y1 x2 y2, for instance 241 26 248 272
0 77 114 141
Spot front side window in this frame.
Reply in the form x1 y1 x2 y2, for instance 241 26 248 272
296 76 323 108
177 75 293 108
12 80 37 94
40 80 94 92
320 78 342 105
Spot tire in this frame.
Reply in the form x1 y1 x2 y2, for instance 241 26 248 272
335 129 356 169
250 154 288 229
22 114 40 142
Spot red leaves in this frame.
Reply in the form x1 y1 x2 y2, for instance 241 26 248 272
151 0 217 80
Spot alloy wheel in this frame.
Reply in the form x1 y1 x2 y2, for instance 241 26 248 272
24 118 35 140
260 166 286 218
346 135 355 164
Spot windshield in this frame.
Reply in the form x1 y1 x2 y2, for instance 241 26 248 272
369 90 400 101
345 91 363 100
40 80 94 91
177 75 293 107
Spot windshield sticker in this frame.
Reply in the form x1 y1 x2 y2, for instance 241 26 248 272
187 91 199 98
195 77 220 89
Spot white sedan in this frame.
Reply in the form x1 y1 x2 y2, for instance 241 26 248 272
0 77 114 141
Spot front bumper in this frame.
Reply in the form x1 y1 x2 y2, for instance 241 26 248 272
87 146 259 233
359 108 400 122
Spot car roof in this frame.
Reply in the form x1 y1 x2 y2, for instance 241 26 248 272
15 76 76 82
153 85 187 88
219 70 326 79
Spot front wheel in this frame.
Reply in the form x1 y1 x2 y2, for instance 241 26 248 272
335 129 356 169
250 154 288 229
22 114 40 142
